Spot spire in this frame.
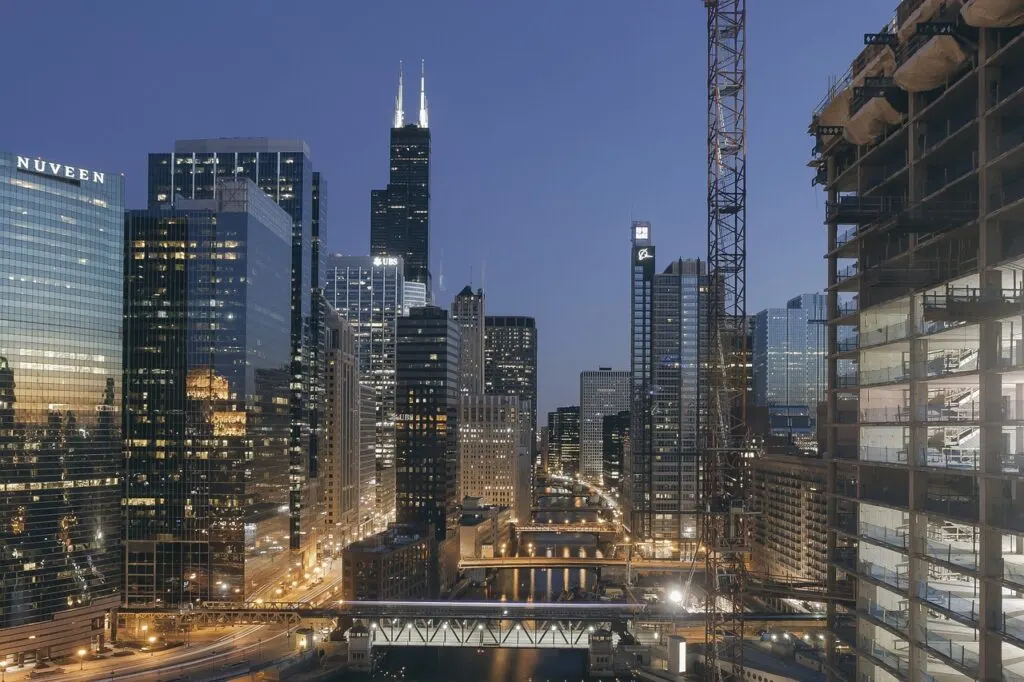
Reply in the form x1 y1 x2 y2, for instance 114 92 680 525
418 59 429 128
394 61 405 128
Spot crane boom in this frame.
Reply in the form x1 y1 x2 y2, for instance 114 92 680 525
703 0 750 680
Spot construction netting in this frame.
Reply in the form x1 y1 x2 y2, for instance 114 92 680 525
961 0 1024 26
845 97 905 145
894 36 969 92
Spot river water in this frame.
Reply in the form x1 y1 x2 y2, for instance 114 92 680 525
340 497 638 681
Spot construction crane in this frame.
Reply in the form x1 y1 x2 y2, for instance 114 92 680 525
702 0 750 680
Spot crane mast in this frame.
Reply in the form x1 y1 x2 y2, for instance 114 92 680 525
703 0 749 680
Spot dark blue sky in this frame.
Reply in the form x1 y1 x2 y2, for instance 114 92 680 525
1 0 893 416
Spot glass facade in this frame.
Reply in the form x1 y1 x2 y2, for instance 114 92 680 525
324 254 405 529
148 139 318 552
0 152 123 656
371 124 431 288
579 369 630 482
484 316 538 465
629 221 655 538
546 407 580 476
649 259 707 555
123 179 292 606
395 307 460 543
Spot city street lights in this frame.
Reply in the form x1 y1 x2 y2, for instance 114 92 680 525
77 649 86 671
148 636 156 656
1 659 8 682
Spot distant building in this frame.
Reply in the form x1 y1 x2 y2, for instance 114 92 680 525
323 308 376 554
627 220 655 537
0 151 123 660
539 426 551 473
579 369 630 482
484 316 538 464
395 306 461 542
752 293 826 448
451 286 486 396
751 451 827 597
324 254 404 529
124 178 294 604
547 407 581 476
602 410 630 494
372 64 431 290
341 525 431 601
458 497 513 560
458 395 531 523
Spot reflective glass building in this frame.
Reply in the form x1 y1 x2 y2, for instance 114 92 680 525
324 254 405 529
147 139 321 552
483 316 538 464
123 179 292 606
0 152 123 661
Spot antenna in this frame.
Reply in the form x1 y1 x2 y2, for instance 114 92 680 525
481 260 486 293
438 249 446 293
469 265 474 289
394 61 405 128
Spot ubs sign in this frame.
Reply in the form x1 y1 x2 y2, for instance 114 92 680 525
16 156 105 185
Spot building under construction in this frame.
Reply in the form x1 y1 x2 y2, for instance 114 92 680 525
811 1 1024 680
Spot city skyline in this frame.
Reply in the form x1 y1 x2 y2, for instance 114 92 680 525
0 0 897 417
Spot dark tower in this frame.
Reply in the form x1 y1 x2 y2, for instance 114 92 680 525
371 61 431 290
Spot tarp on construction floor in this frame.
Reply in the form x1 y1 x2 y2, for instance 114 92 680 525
962 0 1024 26
845 97 905 145
894 36 969 92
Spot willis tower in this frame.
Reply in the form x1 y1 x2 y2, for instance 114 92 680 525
372 61 431 293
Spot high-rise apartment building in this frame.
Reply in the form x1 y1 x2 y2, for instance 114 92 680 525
323 308 376 553
579 369 630 482
395 306 461 541
753 294 827 445
602 410 631 495
0 152 123 661
372 63 431 290
484 316 538 464
628 220 655 538
751 451 827 589
147 138 323 551
124 179 293 606
547 406 581 476
324 254 405 527
811 5 1024 678
458 395 531 522
451 286 485 395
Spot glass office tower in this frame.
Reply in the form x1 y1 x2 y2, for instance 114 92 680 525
0 152 123 661
484 316 538 465
123 179 292 606
629 221 655 539
147 138 320 552
324 254 405 529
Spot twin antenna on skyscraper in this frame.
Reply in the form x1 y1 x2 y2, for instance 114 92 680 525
394 59 429 129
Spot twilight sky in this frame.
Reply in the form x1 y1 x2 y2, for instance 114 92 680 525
0 0 894 417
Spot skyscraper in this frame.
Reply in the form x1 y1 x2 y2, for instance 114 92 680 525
372 62 431 290
147 138 323 551
602 410 631 494
124 178 293 605
395 307 460 541
546 407 580 476
323 308 376 553
324 254 405 527
752 293 827 446
458 395 530 522
451 286 485 395
648 259 709 556
579 368 631 482
0 152 123 659
628 220 655 538
484 316 538 465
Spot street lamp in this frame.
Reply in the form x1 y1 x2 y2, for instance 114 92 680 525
77 649 86 671
1 659 8 682
148 636 156 656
